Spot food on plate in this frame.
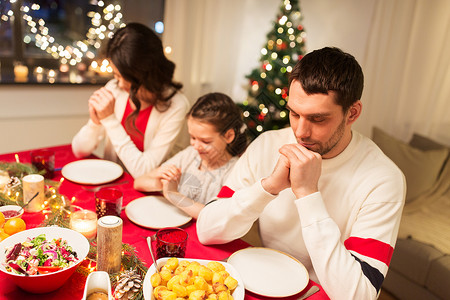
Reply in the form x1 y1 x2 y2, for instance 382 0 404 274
3 217 26 235
151 257 238 300
3 233 80 276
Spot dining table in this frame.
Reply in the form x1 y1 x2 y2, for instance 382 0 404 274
0 144 329 300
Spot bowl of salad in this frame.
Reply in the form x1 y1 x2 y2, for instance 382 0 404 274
0 226 90 293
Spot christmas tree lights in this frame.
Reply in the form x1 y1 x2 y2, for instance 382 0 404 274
240 0 307 140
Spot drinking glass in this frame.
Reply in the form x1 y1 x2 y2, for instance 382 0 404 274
95 188 123 218
30 149 55 179
155 227 188 259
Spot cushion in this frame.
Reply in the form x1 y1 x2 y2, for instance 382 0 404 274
390 238 442 285
409 133 448 151
426 255 450 300
372 127 449 202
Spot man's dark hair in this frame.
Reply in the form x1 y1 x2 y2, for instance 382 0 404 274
288 47 364 111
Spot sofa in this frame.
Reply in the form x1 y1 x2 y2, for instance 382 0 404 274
372 127 450 300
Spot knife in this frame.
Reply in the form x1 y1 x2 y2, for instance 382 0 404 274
297 285 320 300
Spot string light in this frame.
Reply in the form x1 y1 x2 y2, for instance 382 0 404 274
1 1 125 68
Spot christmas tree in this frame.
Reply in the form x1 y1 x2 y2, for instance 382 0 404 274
240 0 306 140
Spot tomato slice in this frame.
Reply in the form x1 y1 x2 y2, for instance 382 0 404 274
37 266 61 274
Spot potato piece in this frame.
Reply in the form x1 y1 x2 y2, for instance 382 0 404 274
165 257 179 271
198 265 213 282
151 272 162 287
206 284 214 295
194 276 209 291
211 272 223 284
217 271 230 281
180 269 194 286
186 284 197 296
189 289 207 300
179 260 191 268
174 265 186 275
172 283 188 298
217 291 230 300
159 289 178 300
160 268 173 282
207 262 225 273
186 262 201 276
224 276 238 291
167 275 181 290
207 294 218 300
212 282 228 294
154 286 168 299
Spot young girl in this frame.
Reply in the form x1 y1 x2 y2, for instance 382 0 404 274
72 23 190 179
134 92 248 219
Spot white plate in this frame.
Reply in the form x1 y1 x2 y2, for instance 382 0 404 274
143 258 245 300
227 247 309 297
61 159 123 185
125 196 192 229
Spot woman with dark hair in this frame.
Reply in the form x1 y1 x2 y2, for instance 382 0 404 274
134 92 248 219
72 23 190 178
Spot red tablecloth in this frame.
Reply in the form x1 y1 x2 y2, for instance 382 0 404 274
0 145 328 300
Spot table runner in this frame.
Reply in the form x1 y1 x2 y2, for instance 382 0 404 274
0 144 328 299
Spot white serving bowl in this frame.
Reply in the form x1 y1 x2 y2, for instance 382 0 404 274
0 226 90 293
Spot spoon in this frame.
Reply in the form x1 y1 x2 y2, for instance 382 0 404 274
18 191 39 214
8 262 29 276
146 236 160 275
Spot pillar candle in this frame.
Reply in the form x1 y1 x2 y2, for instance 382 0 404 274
96 216 123 274
22 174 45 212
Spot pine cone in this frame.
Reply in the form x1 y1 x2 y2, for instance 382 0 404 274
7 176 20 189
114 269 142 299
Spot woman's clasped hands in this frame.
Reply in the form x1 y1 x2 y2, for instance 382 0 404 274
88 87 116 124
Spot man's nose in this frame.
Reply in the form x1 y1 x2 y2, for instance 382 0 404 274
295 119 311 139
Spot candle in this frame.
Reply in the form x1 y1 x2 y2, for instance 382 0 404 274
14 65 29 82
22 174 45 212
70 210 97 240
0 171 9 190
97 216 123 274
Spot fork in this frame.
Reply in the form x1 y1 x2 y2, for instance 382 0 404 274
81 180 129 192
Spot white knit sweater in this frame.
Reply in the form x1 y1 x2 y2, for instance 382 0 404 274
71 79 190 178
197 127 406 299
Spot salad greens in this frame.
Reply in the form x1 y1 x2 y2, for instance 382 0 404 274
3 234 79 275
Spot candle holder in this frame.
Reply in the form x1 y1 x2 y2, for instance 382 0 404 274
70 209 98 240
22 174 45 212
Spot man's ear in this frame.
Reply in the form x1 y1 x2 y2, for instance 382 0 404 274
347 100 362 125
223 128 236 144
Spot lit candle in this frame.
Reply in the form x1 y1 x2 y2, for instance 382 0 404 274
70 210 98 240
14 64 29 82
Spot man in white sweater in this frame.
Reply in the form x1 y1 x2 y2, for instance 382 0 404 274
197 47 406 299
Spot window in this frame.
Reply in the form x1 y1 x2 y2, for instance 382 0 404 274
0 0 165 84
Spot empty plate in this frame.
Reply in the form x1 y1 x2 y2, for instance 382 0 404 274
227 247 309 297
125 196 192 229
61 159 123 185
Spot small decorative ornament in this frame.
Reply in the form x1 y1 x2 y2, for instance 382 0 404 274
6 176 21 190
113 268 142 299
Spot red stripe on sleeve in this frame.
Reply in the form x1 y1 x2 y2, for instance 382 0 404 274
216 186 235 198
344 237 394 266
